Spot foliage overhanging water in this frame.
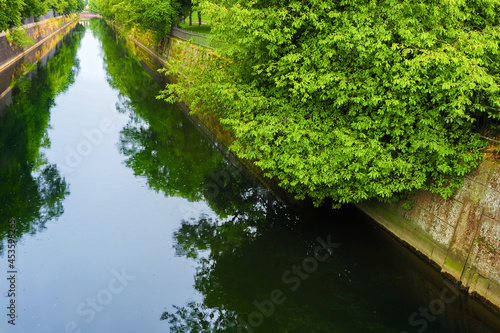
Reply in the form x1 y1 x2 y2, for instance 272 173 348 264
0 20 500 333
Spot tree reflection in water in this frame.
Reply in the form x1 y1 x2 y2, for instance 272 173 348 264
0 24 85 254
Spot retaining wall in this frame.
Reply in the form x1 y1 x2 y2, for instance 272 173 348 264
0 14 78 69
0 15 79 116
358 159 500 312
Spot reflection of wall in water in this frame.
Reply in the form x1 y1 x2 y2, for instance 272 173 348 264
0 14 78 68
0 21 81 116
358 159 500 316
391 230 500 333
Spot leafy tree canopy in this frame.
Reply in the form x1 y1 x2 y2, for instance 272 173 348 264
98 0 180 41
0 0 85 33
88 0 101 13
0 0 24 32
163 0 500 207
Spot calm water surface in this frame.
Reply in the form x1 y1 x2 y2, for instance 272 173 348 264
1 20 500 333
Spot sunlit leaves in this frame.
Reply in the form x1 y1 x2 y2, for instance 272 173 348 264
164 0 500 206
0 0 24 32
98 0 180 41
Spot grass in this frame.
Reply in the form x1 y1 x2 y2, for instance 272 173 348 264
178 22 212 35
178 11 212 35
183 11 210 24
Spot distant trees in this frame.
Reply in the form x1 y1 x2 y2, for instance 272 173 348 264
178 0 193 25
96 0 205 39
88 0 100 13
77 0 85 11
178 0 204 27
0 0 85 33
98 0 180 41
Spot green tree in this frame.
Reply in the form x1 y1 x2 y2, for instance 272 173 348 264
22 0 49 19
192 0 203 27
99 0 180 41
0 0 24 32
178 0 192 25
88 0 100 13
76 0 85 11
1 0 85 33
162 0 500 207
64 0 78 13
46 0 65 14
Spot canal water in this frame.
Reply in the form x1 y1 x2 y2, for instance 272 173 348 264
1 20 500 333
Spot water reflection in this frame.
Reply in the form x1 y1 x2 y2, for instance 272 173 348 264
166 210 386 332
89 20 232 203
87 19 500 333
165 203 500 333
0 24 85 253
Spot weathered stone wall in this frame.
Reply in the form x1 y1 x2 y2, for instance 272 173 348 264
0 18 79 117
358 159 500 311
0 14 78 69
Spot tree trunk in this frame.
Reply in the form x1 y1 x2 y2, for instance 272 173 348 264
189 10 192 26
198 11 202 27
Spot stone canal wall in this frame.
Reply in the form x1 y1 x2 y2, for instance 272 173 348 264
111 21 500 313
0 15 79 116
0 14 79 71
358 160 500 312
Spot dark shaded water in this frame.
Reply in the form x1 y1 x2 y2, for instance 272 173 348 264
1 20 500 333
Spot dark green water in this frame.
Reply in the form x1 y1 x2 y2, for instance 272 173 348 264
1 20 500 333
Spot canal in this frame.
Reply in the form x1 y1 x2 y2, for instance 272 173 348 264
1 20 500 333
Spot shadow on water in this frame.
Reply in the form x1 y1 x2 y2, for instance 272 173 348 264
87 19 500 333
0 24 86 254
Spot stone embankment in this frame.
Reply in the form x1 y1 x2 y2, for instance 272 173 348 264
358 159 500 312
0 13 79 71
